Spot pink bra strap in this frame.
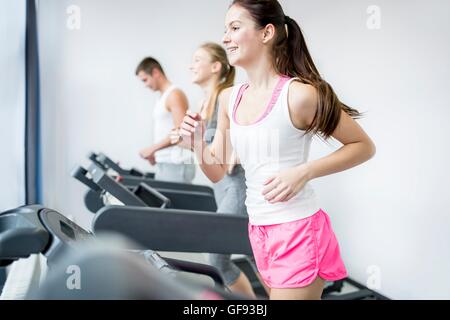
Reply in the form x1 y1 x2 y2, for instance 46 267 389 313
232 75 291 125
232 83 249 123
254 76 290 124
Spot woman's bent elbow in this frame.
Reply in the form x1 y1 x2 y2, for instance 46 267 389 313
208 167 226 183
368 141 377 159
210 172 225 183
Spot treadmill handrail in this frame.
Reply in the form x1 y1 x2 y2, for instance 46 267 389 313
97 153 127 175
71 166 101 192
92 205 253 255
120 176 214 195
163 257 225 287
89 164 147 207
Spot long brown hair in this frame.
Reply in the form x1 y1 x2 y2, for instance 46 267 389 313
199 42 236 120
231 0 362 138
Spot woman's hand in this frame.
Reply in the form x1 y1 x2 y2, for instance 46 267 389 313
178 110 205 151
171 127 193 150
169 127 182 145
261 164 312 204
139 146 157 165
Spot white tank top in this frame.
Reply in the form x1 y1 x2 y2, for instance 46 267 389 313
153 85 191 164
228 76 320 225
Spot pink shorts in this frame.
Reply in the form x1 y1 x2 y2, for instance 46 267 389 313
248 209 348 288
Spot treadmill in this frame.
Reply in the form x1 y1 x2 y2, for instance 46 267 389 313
0 205 235 299
88 151 214 195
84 170 388 300
73 163 269 295
72 164 217 213
88 152 155 179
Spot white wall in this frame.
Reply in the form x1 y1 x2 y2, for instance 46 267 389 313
291 0 450 299
38 0 450 299
0 0 26 211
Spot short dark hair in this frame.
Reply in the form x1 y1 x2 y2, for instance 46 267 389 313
135 57 165 76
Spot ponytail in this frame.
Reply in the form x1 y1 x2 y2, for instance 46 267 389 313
281 17 363 138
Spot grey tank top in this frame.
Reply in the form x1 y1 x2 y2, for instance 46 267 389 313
203 100 219 146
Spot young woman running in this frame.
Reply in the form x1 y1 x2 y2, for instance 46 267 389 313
178 0 376 300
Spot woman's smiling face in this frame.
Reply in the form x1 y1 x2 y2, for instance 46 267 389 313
222 4 264 68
